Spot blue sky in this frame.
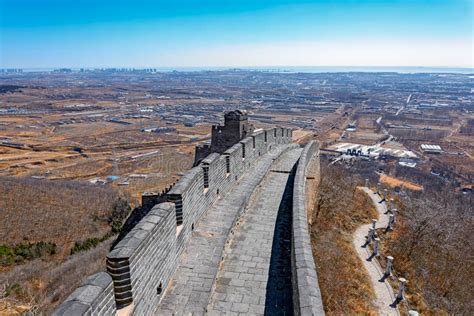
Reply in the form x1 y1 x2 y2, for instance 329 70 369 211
0 0 472 68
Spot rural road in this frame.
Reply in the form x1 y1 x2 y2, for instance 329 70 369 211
352 187 399 315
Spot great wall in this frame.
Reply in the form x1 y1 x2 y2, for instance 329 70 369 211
53 111 325 315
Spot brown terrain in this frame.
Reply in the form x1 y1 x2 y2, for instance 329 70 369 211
0 71 472 314
380 174 423 191
0 72 344 313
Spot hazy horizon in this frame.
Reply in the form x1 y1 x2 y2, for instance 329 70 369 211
10 65 474 74
1 0 472 69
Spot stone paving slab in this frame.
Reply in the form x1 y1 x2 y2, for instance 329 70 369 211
207 148 302 315
155 146 292 315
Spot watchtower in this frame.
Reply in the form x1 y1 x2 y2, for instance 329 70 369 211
211 110 253 153
193 110 254 166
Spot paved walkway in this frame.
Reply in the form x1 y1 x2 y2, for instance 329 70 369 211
353 187 399 315
207 148 302 315
156 146 294 315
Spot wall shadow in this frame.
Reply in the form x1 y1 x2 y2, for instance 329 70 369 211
111 205 148 248
264 169 295 315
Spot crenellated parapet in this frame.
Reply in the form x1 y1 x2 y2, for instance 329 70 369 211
53 126 293 316
52 272 116 316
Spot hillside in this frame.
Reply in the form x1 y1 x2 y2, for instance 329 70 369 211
0 176 130 313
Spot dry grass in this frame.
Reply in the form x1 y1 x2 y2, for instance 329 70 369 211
292 129 313 144
0 239 113 314
0 176 122 256
380 174 423 191
310 164 379 315
0 176 133 313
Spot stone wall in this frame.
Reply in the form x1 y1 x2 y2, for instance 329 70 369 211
106 202 177 315
52 272 116 316
53 127 292 316
291 140 325 315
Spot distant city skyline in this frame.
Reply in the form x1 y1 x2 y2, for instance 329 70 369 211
1 0 473 69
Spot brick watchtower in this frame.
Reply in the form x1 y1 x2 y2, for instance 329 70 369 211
193 110 254 166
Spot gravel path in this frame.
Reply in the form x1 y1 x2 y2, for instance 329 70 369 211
352 187 399 315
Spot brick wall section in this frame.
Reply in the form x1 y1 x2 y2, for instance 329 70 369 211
54 127 292 316
52 272 116 316
292 140 325 316
108 202 177 315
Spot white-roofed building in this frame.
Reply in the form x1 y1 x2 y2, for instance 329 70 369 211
420 144 442 154
328 142 417 159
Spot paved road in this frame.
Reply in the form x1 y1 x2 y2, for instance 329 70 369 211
156 146 297 315
207 148 302 315
353 187 399 315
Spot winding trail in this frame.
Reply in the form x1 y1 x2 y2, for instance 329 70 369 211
353 187 399 315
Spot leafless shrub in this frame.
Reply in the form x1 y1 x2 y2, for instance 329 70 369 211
384 184 473 314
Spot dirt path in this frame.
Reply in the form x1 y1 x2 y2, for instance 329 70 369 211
352 187 399 315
